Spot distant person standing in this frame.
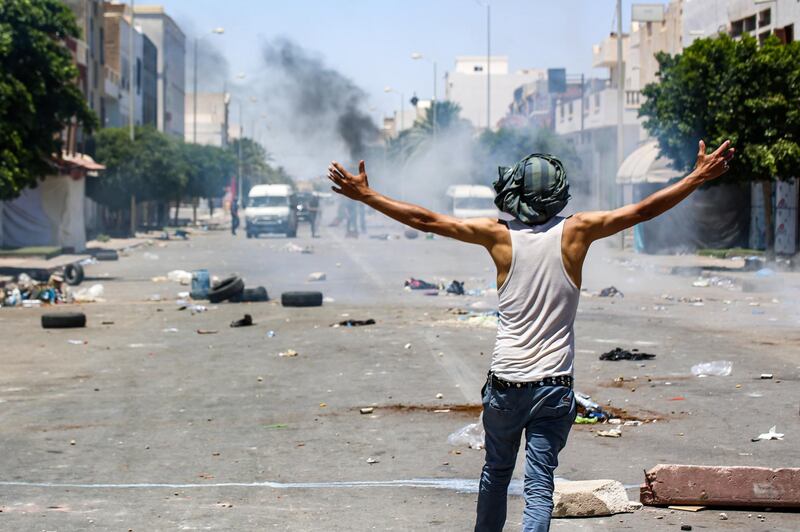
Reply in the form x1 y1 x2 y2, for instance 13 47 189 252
308 193 320 238
231 198 240 236
327 139 734 531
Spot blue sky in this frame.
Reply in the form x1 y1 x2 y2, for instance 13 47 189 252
156 0 668 116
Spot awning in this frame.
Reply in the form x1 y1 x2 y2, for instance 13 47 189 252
616 140 683 185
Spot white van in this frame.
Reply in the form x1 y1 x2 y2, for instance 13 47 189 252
445 185 499 219
245 184 298 238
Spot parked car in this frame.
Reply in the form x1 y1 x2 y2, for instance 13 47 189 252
445 185 499 219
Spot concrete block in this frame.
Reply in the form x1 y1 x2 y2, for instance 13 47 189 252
552 479 641 517
641 464 800 508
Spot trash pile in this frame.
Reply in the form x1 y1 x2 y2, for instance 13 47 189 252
404 277 493 297
1 272 86 308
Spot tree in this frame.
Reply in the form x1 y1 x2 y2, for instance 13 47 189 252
640 35 800 253
228 137 293 194
90 127 187 229
181 142 235 223
476 126 581 186
0 0 97 199
387 101 471 161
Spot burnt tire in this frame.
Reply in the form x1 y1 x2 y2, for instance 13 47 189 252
281 291 323 307
42 312 86 329
230 286 269 303
208 275 244 303
64 263 85 286
94 249 119 261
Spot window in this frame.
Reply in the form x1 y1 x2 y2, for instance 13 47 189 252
568 101 573 115
473 65 484 72
249 196 288 208
759 9 771 28
594 93 600 113
731 19 744 37
759 31 771 45
136 58 142 94
744 15 756 32
786 24 795 44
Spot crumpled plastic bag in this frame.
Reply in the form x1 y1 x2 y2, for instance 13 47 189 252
73 284 105 303
167 270 193 285
691 360 732 377
447 414 485 450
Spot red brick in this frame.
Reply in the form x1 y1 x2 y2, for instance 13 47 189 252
640 464 800 508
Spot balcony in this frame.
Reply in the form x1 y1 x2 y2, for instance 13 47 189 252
592 34 628 68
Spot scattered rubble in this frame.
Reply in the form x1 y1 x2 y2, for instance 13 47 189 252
279 349 299 357
598 286 624 298
552 479 642 517
307 272 327 282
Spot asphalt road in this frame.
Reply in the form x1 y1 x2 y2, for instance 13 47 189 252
1 213 798 531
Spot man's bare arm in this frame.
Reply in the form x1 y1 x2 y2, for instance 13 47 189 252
327 160 499 248
574 140 735 243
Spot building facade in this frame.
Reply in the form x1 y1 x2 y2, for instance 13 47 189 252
445 56 545 130
184 92 230 147
132 5 186 138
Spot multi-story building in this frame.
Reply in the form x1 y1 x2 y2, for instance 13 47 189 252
684 0 797 46
101 2 157 129
63 0 105 146
132 5 186 138
184 92 231 147
445 56 545 130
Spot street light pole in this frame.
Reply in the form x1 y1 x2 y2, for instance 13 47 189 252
411 53 437 144
615 0 624 209
129 0 135 236
486 2 491 130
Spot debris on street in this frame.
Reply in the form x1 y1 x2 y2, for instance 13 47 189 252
596 427 622 438
447 414 485 449
196 329 218 335
2 272 75 307
691 360 732 377
308 272 327 281
598 286 624 298
552 479 642 517
641 464 800 508
332 318 376 327
404 229 419 239
279 349 299 357
445 280 465 295
404 277 439 290
760 373 773 379
230 314 254 328
599 347 656 361
359 407 374 414
167 270 193 285
752 426 784 442
282 242 313 254
73 283 105 303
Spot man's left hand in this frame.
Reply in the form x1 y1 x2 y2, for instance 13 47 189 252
328 160 371 201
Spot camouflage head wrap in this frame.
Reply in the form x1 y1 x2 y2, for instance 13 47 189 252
492 153 570 225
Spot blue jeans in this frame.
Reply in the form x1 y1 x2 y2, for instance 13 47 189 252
475 379 576 532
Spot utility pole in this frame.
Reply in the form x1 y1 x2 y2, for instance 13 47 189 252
238 101 243 206
129 0 136 236
615 0 624 209
193 37 198 143
486 3 491 130
432 60 437 146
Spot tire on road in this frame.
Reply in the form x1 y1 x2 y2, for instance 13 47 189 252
94 249 119 261
208 276 245 303
230 286 269 303
42 312 86 329
281 291 323 307
64 263 85 286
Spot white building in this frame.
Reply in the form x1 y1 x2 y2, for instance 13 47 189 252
684 0 798 46
445 56 545 130
184 92 230 147
132 5 186 138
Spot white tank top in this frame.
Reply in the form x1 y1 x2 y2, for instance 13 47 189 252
490 216 580 381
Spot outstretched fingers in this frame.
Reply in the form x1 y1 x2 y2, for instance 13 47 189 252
711 140 731 157
698 140 706 155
